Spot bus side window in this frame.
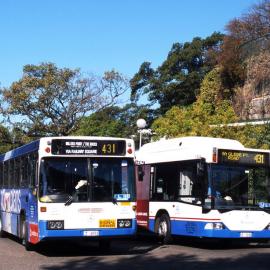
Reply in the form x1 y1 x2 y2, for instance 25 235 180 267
9 160 14 188
152 162 179 201
14 158 20 188
138 165 144 181
29 152 37 188
3 161 8 188
21 156 28 188
179 171 193 196
178 165 202 204
27 154 35 188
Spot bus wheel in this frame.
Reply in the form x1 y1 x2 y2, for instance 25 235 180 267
99 239 111 251
155 214 172 244
21 220 34 251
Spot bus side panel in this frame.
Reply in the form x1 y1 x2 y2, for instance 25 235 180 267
0 189 22 236
136 165 151 229
26 190 39 244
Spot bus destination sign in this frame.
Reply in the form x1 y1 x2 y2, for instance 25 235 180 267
51 139 126 156
218 149 269 166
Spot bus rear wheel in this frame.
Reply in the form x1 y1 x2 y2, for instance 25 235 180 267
155 214 172 244
21 219 34 251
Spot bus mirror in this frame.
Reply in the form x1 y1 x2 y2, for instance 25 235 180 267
197 158 205 177
138 166 144 182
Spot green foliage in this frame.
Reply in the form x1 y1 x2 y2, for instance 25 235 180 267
130 32 224 114
74 107 125 137
152 68 238 139
151 67 270 149
74 103 154 143
0 63 128 137
0 126 13 154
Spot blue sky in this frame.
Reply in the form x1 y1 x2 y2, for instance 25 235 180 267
0 0 259 87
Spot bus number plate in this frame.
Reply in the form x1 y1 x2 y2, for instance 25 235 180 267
99 219 116 228
83 231 99 237
240 232 252 238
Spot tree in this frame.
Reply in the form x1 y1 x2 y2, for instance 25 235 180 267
233 51 270 119
151 68 238 139
130 32 224 114
0 63 129 137
74 106 126 137
218 0 270 90
0 125 14 154
151 67 270 150
74 103 154 146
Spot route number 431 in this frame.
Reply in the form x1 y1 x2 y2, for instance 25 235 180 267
102 143 116 154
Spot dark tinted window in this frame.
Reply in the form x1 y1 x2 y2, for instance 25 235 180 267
150 161 203 204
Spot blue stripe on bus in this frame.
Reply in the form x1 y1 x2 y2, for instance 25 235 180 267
38 219 137 240
0 140 40 162
148 219 270 239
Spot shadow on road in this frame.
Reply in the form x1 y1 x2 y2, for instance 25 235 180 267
35 236 159 257
173 236 270 250
38 237 270 270
39 251 270 270
3 233 270 270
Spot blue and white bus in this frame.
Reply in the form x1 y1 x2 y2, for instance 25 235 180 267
0 136 136 249
136 136 270 243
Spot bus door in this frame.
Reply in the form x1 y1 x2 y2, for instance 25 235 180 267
136 164 151 229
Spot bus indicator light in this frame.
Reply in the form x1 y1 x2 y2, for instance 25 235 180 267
212 148 218 163
40 207 47 212
45 147 51 153
127 148 133 154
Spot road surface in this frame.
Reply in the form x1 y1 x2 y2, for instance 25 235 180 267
1 235 270 270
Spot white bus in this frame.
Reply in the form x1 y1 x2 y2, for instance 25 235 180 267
135 136 270 243
0 136 136 250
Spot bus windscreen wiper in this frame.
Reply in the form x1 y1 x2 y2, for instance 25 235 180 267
65 195 73 206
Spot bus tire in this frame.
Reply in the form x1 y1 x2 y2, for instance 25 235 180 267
155 214 172 245
0 215 6 238
21 219 34 251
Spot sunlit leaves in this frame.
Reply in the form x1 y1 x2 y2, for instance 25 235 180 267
0 63 128 137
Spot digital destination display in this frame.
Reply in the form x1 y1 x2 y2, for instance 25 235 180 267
51 139 126 156
218 149 269 166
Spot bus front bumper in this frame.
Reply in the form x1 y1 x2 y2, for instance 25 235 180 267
37 220 137 241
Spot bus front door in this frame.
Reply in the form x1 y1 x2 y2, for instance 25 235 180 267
136 164 151 230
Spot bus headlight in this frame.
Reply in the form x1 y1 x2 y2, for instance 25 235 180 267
204 222 225 230
117 219 132 228
47 220 64 230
